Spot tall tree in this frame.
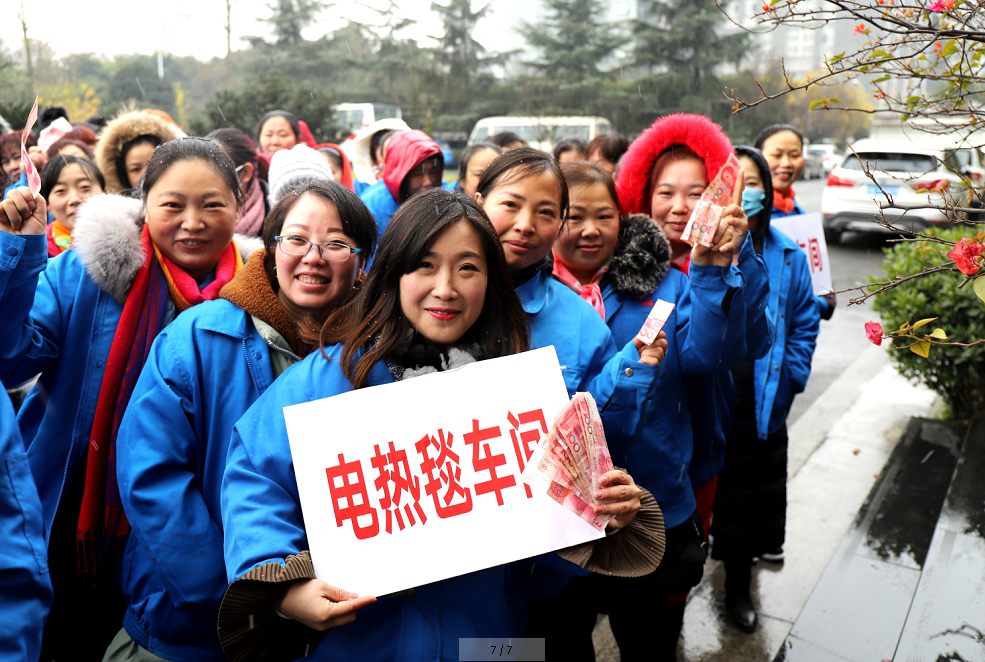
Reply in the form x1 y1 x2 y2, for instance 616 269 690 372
431 0 490 85
518 0 624 81
633 0 749 93
249 0 326 47
17 0 31 79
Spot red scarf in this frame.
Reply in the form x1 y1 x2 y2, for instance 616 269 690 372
773 186 797 214
77 227 241 577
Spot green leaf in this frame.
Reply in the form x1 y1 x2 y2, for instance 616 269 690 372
906 96 922 105
942 41 960 57
928 328 948 339
912 317 939 330
830 51 845 63
808 99 825 110
974 276 985 302
872 74 891 83
910 341 932 358
830 97 841 103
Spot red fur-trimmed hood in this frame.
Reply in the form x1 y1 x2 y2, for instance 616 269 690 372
616 114 733 216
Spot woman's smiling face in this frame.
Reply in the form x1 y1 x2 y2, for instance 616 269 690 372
476 171 562 271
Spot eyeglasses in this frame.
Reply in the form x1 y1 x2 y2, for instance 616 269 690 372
275 235 363 262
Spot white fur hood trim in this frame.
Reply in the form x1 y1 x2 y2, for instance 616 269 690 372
72 193 265 305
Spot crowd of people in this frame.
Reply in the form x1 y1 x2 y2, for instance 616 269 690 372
0 104 824 662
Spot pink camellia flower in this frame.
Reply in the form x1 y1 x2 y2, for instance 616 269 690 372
854 22 866 34
947 237 985 275
928 0 954 11
865 321 884 346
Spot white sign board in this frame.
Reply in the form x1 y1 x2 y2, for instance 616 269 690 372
770 212 834 296
284 347 604 597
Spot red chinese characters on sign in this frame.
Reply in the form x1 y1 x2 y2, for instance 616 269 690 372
507 409 548 498
797 238 824 273
464 419 516 506
325 453 380 540
416 429 473 518
370 441 428 534
325 415 535 541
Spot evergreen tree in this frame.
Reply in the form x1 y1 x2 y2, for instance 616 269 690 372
633 0 749 93
518 0 624 81
249 0 326 47
431 0 490 85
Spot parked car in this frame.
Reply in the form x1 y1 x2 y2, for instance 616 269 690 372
467 116 613 153
821 139 971 243
435 139 456 168
333 103 402 139
807 144 843 175
802 150 825 180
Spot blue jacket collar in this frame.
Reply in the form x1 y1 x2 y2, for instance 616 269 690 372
515 270 550 315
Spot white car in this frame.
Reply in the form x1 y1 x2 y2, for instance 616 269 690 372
821 139 970 243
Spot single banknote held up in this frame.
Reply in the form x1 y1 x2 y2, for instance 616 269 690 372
681 153 742 248
21 97 41 197
635 299 675 347
523 392 617 532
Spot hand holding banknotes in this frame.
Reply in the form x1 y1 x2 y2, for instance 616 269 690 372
692 178 745 268
633 330 667 366
0 187 47 236
594 470 643 531
279 579 377 631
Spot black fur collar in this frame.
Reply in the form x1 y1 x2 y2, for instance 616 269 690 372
608 214 672 299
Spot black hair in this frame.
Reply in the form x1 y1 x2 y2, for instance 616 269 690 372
84 115 111 131
397 152 444 202
318 146 344 171
320 188 530 388
754 124 805 151
488 131 527 148
140 137 241 208
116 134 163 190
262 179 378 289
475 146 570 220
458 142 501 182
370 129 399 164
587 132 629 165
553 136 588 161
257 110 301 143
734 145 774 236
39 106 69 132
207 128 259 182
40 155 105 202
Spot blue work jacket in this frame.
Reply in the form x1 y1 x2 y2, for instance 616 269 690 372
601 262 745 528
754 227 821 438
0 382 52 662
115 300 284 661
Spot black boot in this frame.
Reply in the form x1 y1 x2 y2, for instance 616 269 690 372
724 558 757 633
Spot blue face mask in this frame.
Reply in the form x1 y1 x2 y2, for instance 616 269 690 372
741 187 766 219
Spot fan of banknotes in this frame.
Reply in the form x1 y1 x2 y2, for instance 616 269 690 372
523 392 616 531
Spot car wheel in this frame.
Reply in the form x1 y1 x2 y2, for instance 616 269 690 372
823 228 842 245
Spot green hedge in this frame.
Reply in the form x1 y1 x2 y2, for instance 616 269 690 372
871 228 985 417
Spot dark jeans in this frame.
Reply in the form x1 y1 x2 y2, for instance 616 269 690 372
526 512 707 661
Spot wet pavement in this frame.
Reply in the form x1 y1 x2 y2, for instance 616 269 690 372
593 346 940 661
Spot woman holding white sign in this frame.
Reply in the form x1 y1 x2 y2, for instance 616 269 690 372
218 189 658 661
755 124 836 321
111 180 376 662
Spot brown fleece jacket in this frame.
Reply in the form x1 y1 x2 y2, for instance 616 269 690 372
219 248 309 357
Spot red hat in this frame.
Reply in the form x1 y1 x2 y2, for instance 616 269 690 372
617 114 733 216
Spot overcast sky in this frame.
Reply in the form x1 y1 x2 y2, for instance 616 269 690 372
3 0 529 63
